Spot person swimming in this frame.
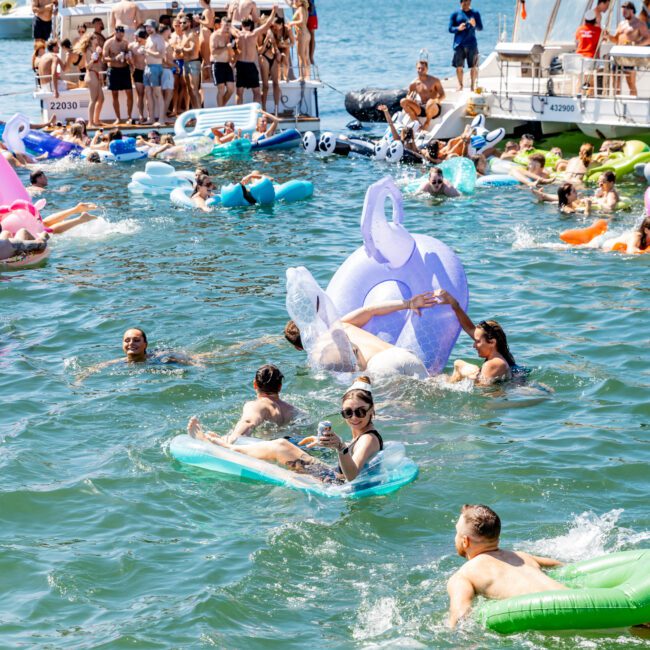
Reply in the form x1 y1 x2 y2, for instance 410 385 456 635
432 289 515 384
188 375 383 485
532 182 592 215
190 174 215 212
418 167 461 197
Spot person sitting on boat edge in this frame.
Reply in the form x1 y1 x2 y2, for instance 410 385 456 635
418 167 461 197
284 293 438 379
187 364 299 444
447 504 565 628
188 376 383 485
399 59 445 132
432 289 515 384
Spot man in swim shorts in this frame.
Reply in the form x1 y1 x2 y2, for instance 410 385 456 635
103 26 134 124
447 504 565 627
32 0 56 42
448 0 483 91
210 16 236 106
284 293 437 379
399 59 445 131
232 6 276 104
187 364 299 444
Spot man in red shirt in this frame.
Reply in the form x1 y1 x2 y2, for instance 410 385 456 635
575 10 602 58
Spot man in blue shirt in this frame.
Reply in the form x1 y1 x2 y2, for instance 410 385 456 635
449 0 483 91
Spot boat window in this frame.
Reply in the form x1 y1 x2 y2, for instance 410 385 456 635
547 0 590 43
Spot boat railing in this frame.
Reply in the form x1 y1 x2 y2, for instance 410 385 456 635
496 47 650 101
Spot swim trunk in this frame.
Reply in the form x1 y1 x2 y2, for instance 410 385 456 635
132 68 144 84
366 347 429 380
307 15 318 30
32 16 52 40
173 59 184 75
107 66 132 91
143 63 163 87
236 60 260 88
452 45 479 69
212 61 234 85
161 67 174 90
185 59 201 76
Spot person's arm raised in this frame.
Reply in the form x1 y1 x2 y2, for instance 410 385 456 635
378 103 400 141
253 5 277 35
226 401 266 443
341 292 438 328
447 572 476 628
432 289 475 337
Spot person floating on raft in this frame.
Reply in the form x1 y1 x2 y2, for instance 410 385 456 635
533 172 623 214
447 504 565 628
188 376 384 485
432 289 516 384
284 292 438 380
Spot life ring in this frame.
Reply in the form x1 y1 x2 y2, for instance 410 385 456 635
559 219 608 245
128 161 194 194
476 174 521 188
0 0 17 15
476 549 650 633
325 177 469 375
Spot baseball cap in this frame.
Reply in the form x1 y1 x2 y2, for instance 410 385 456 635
584 9 596 20
115 25 125 32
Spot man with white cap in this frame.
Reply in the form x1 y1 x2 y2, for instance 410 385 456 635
575 9 602 60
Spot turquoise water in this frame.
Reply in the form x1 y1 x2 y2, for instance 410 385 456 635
2 1 650 648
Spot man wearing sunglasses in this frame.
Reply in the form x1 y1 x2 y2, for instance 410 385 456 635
284 291 438 379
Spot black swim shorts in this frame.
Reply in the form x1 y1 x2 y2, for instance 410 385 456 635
107 66 132 91
212 61 234 85
132 68 144 85
32 16 52 41
452 45 479 69
236 60 259 89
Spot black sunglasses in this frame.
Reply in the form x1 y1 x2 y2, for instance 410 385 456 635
340 406 369 419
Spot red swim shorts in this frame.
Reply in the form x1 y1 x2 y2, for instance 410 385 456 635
307 15 318 30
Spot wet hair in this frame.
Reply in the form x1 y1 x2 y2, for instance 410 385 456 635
342 376 374 408
255 364 284 393
478 320 516 367
86 151 101 163
579 142 593 164
127 328 148 343
108 129 123 142
529 153 546 168
637 216 650 250
242 18 254 29
426 139 441 159
191 174 212 197
557 182 575 208
601 170 616 184
283 320 303 350
429 166 444 180
195 166 210 177
460 504 501 540
30 169 46 184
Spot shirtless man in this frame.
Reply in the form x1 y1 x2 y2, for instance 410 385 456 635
511 153 555 188
418 167 461 198
187 364 298 444
37 40 63 99
32 0 56 42
103 26 134 124
284 292 437 379
180 14 201 108
227 0 260 28
233 6 276 104
399 59 445 131
606 1 650 96
110 0 143 42
198 0 214 84
447 504 565 628
210 16 235 106
28 169 48 196
143 20 166 124
129 29 147 123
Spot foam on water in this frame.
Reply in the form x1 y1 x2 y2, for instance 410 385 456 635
58 216 142 239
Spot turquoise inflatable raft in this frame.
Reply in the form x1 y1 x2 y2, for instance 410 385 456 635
169 435 418 498
476 549 650 634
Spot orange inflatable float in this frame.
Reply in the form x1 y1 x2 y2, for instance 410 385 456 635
559 219 608 245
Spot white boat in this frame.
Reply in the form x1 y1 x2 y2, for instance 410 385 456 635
0 0 33 39
34 0 321 131
427 0 650 139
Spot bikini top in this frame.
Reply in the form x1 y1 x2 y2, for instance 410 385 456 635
336 429 384 473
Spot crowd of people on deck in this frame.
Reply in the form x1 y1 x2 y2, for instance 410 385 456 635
31 0 318 126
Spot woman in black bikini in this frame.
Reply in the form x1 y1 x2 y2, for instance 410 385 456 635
258 24 281 114
187 376 383 484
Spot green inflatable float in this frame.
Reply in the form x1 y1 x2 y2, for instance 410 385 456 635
513 148 561 170
586 140 650 183
476 549 650 634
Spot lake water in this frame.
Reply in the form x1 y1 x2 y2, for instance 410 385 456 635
1 1 649 648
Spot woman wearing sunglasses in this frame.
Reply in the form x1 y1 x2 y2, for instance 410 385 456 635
187 376 382 484
432 289 515 384
190 174 215 212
